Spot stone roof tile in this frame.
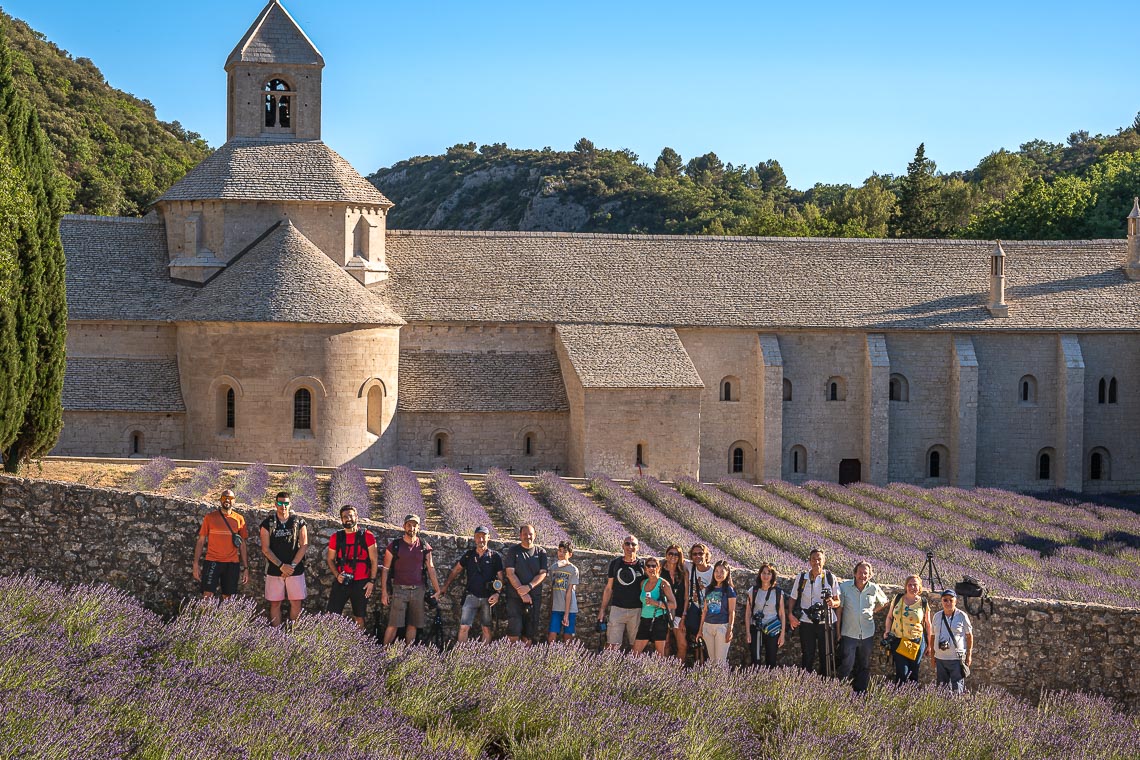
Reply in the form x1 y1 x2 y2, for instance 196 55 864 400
378 231 1140 331
555 324 703 388
398 351 569 412
176 222 404 325
158 138 391 206
63 357 185 412
226 0 323 67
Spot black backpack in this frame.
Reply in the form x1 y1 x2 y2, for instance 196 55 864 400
334 529 370 576
385 535 430 594
955 576 993 618
790 570 835 618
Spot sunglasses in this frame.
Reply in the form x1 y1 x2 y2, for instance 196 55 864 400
624 541 638 547
276 501 290 506
666 551 680 557
645 563 659 568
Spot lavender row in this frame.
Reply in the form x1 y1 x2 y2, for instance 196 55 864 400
533 473 628 553
175 459 222 500
232 461 269 505
132 456 175 492
632 477 804 573
329 462 371 518
591 474 724 558
848 482 1014 544
283 465 319 513
677 477 886 581
431 468 499 539
379 466 427 526
483 468 571 545
906 484 1100 544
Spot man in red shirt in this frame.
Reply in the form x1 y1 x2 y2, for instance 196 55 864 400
192 489 249 599
325 505 379 629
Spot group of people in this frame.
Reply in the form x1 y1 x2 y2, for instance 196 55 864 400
192 492 974 693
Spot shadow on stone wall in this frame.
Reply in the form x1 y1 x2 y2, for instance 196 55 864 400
1 474 1136 708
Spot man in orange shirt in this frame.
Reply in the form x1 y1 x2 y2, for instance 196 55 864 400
192 489 249 599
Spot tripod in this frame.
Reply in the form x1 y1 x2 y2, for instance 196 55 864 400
919 551 945 593
820 606 837 678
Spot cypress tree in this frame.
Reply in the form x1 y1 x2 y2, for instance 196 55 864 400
0 19 66 472
892 143 943 238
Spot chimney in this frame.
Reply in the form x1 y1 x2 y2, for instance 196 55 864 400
987 241 1009 317
1125 197 1140 281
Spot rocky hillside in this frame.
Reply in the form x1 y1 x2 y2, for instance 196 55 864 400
1 10 211 216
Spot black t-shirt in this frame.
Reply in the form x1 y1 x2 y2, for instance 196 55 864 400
608 556 647 609
459 548 504 598
503 543 548 599
259 515 306 576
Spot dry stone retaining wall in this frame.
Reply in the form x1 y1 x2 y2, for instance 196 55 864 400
1 475 1137 708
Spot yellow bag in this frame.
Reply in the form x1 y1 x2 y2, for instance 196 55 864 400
895 638 920 661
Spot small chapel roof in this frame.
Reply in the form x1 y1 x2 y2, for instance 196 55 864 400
555 324 704 388
157 138 392 206
63 357 185 413
226 0 323 68
398 351 569 412
379 230 1140 331
175 221 404 326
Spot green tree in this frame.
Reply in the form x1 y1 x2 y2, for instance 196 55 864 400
0 19 66 472
654 147 683 179
892 143 943 238
754 159 787 192
826 174 897 237
685 152 725 187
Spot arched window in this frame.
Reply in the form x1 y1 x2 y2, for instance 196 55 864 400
790 445 807 475
1037 448 1053 481
1019 375 1037 406
783 378 792 402
366 385 383 436
226 388 235 429
216 384 236 435
434 432 449 457
1099 378 1107 404
732 447 745 473
720 376 740 402
525 433 535 456
1109 377 1118 404
264 79 292 128
636 444 645 467
827 376 847 401
130 430 143 456
1089 448 1111 481
889 373 909 402
929 450 940 478
293 388 312 431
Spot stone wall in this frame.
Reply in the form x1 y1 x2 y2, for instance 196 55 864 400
55 411 185 458
396 411 569 474
2 475 1138 707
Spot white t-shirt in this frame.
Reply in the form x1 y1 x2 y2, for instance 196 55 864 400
684 560 715 606
791 570 839 624
749 586 782 626
932 608 973 660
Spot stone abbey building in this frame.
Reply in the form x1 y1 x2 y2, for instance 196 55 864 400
56 1 1140 493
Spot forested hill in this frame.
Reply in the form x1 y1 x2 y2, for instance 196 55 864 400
370 124 1140 240
0 11 210 217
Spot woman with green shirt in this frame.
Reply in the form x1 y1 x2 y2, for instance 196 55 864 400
632 557 676 656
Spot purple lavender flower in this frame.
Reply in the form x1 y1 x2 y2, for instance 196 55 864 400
534 472 629 553
176 460 222 500
131 456 174 491
232 461 269 505
432 468 498 539
379 466 428 527
329 462 371 519
484 468 570 545
284 465 319 514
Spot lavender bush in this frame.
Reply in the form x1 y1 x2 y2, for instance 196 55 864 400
432 468 498 538
175 459 221 500
483 469 570 544
534 472 629 552
2 576 1139 760
131 456 174 491
380 465 428 526
284 465 319 513
232 461 269 505
329 462 371 518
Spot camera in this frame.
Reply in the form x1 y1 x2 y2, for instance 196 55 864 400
804 601 828 624
881 634 900 651
485 578 503 595
938 638 951 651
425 591 439 610
595 620 607 633
339 571 354 586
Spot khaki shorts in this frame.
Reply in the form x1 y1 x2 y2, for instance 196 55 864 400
607 606 641 647
389 584 426 629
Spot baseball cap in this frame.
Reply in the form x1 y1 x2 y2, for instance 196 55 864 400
474 525 489 535
940 589 957 598
403 513 421 524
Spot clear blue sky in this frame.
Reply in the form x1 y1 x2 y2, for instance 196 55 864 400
2 0 1135 189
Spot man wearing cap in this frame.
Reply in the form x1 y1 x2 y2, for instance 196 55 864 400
379 513 442 645
192 489 249 600
932 588 974 694
440 525 504 643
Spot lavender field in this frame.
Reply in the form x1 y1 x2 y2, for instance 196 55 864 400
2 576 1137 759
414 470 1140 608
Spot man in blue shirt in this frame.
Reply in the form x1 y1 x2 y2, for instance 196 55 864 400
440 525 504 643
836 560 889 692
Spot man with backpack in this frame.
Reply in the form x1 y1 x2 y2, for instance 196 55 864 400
259 490 309 626
325 505 380 630
787 548 841 676
440 525 504 643
192 489 249 600
379 513 442 645
504 524 548 644
835 560 888 692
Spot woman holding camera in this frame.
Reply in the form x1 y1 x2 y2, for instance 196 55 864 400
745 563 785 667
632 556 677 656
882 574 934 684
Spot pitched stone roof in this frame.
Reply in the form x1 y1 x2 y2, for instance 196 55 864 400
378 231 1140 331
226 0 323 67
61 215 195 321
176 222 404 325
398 351 569 412
63 357 185 412
158 138 392 206
555 324 703 388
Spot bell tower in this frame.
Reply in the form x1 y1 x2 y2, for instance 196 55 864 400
225 0 324 141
